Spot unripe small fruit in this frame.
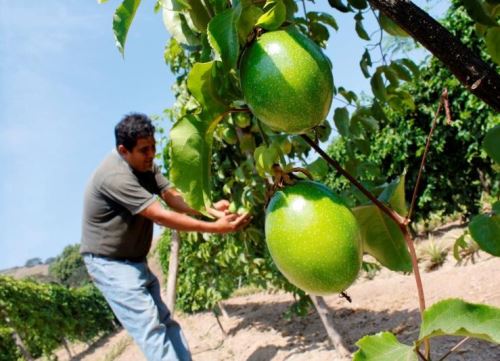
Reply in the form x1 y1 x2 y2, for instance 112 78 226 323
233 112 252 128
222 127 237 145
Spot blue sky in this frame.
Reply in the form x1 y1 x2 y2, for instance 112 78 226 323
0 0 447 269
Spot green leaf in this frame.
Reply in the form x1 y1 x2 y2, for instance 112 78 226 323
348 0 368 10
113 0 142 56
208 8 241 69
327 0 351 13
483 124 500 163
334 107 350 137
461 0 497 26
377 176 407 215
256 0 286 31
307 157 330 178
162 0 191 11
399 59 420 78
360 49 372 78
187 61 229 118
162 6 201 46
307 12 339 31
352 177 412 272
185 0 211 32
469 213 500 256
486 27 500 65
381 66 399 87
355 13 371 40
353 332 417 361
371 71 387 102
419 298 500 344
237 5 264 43
390 61 412 82
379 14 409 37
370 100 388 122
283 0 299 21
170 113 223 213
493 201 500 214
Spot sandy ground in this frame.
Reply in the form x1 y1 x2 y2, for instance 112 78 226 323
49 226 500 361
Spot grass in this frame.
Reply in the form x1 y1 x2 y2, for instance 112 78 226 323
102 335 132 361
418 237 449 272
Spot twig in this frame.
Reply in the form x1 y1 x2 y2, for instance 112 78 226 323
415 347 429 361
407 89 449 222
437 337 470 361
301 134 408 226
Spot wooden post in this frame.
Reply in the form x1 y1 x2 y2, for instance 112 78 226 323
310 295 351 358
166 230 181 313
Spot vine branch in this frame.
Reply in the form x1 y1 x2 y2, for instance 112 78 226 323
407 89 450 222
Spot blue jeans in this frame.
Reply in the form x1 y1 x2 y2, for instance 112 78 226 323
83 254 191 361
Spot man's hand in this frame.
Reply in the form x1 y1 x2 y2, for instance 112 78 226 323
212 212 251 233
206 199 230 218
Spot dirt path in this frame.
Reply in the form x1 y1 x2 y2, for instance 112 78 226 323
61 227 500 361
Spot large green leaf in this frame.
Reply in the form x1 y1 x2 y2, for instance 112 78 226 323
208 7 241 69
187 61 229 118
173 61 229 212
113 0 142 56
169 113 223 213
256 0 286 31
419 298 500 344
483 124 500 163
469 213 500 256
353 332 417 361
353 177 412 272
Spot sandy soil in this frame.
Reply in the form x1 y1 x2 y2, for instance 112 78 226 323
51 226 500 361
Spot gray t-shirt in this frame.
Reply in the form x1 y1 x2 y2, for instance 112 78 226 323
80 150 170 259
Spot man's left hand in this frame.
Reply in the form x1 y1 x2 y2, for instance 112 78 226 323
206 199 230 218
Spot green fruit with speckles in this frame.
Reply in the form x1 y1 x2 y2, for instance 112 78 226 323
265 180 362 295
240 26 334 134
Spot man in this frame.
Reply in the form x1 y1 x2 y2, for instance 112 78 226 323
80 113 250 361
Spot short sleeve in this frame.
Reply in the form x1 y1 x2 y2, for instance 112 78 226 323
100 172 156 215
154 164 170 194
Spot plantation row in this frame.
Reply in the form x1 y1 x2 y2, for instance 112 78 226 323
0 275 116 360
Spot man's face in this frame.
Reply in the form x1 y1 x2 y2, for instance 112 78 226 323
118 136 156 172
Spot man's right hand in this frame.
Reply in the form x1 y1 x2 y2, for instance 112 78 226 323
212 212 251 233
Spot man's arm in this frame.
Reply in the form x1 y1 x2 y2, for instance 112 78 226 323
140 200 250 233
161 187 232 218
161 188 201 216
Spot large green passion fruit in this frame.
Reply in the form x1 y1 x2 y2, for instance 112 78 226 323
265 180 362 295
239 27 334 134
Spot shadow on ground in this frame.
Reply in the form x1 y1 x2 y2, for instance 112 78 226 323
224 300 500 361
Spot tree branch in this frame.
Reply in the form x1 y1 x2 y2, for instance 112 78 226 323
361 0 500 111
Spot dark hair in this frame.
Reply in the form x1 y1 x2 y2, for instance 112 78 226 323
115 113 155 150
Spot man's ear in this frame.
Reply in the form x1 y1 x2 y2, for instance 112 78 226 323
117 144 128 156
